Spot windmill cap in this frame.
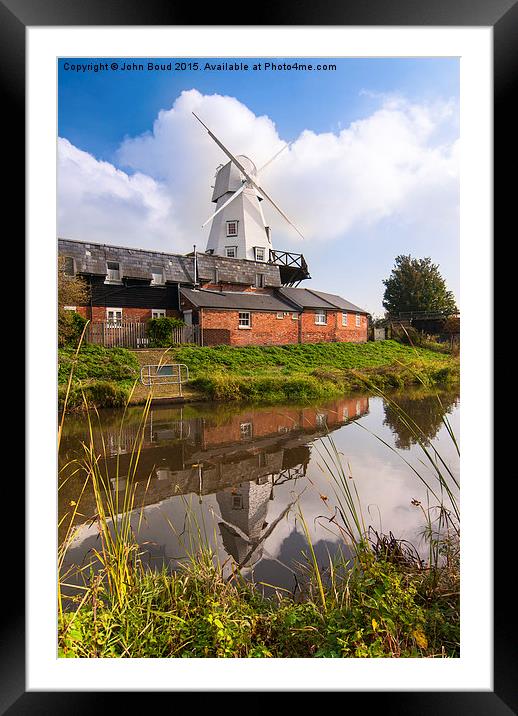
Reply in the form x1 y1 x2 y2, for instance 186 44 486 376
212 155 259 202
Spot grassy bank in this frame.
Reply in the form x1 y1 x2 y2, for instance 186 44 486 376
59 340 459 409
169 340 459 402
58 344 139 410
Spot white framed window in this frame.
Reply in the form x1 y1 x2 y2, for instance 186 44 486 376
316 413 327 428
292 313 298 320
152 309 166 319
232 495 243 510
276 312 284 319
106 308 122 326
238 311 251 328
151 266 164 285
342 313 348 327
226 220 238 237
356 314 361 327
225 246 237 258
106 261 121 283
315 310 327 325
63 306 76 312
240 422 253 440
254 246 266 262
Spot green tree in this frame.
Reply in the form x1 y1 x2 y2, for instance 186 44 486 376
58 257 90 346
382 255 458 317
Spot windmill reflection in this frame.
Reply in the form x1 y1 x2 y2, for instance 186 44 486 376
58 396 370 567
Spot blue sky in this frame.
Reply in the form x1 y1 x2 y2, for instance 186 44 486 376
58 57 459 315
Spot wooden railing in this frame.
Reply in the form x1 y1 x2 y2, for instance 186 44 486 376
390 311 460 322
269 249 308 271
86 322 201 348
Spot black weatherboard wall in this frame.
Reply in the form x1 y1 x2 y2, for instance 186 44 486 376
86 277 180 310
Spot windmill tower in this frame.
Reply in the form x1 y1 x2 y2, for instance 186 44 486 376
193 113 306 270
206 156 271 262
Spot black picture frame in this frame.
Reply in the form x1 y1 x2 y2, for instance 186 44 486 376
7 0 507 709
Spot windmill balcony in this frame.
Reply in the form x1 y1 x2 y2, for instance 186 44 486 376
268 249 311 287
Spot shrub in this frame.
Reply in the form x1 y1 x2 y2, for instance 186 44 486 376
391 324 423 347
58 380 130 410
58 310 88 348
147 317 185 347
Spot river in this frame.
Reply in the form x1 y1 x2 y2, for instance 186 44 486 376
58 388 459 592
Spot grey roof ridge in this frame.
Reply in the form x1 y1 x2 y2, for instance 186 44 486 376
273 289 306 311
59 237 277 269
302 287 340 309
189 287 225 295
277 286 336 310
305 287 368 314
58 236 187 259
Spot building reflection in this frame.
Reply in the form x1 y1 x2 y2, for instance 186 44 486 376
58 396 370 565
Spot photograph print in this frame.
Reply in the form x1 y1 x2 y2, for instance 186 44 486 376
57 56 460 659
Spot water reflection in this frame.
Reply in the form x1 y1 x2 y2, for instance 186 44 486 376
382 389 460 450
59 397 369 569
59 389 459 585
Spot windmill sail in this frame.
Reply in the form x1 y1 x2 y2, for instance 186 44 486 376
201 183 246 228
193 112 304 240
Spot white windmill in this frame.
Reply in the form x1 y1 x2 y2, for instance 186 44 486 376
193 112 304 264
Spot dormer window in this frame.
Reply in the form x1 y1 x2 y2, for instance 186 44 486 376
151 266 164 285
106 261 121 283
254 247 265 262
226 220 238 237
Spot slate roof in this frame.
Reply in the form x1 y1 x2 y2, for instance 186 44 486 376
278 287 368 314
181 288 297 312
58 238 281 287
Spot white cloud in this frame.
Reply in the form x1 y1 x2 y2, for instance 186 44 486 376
57 138 178 249
58 89 459 253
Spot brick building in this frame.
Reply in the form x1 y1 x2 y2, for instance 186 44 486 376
58 237 368 345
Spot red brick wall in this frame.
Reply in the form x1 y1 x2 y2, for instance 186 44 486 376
201 396 370 447
201 309 300 346
198 308 368 346
335 311 368 343
301 310 368 343
75 306 180 322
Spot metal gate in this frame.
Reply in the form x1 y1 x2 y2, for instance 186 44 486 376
140 363 189 396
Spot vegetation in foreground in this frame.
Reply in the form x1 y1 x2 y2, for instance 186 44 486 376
58 339 459 409
59 540 459 658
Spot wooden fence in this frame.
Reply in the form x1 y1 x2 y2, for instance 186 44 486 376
86 322 201 348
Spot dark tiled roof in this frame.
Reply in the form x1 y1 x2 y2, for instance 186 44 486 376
58 238 281 287
278 287 367 314
181 288 297 312
307 289 368 314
